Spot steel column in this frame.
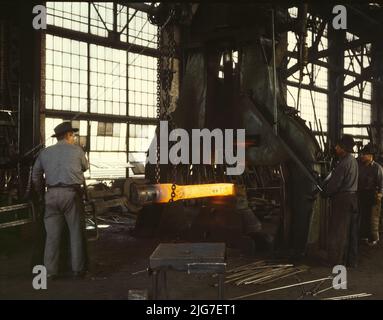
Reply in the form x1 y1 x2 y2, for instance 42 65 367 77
327 28 345 146
371 41 383 152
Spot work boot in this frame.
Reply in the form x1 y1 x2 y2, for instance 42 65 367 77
367 240 379 247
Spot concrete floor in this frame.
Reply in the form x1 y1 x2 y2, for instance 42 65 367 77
0 222 382 300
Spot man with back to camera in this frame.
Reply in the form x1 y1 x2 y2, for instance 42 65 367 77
358 143 383 246
32 121 89 279
322 134 359 267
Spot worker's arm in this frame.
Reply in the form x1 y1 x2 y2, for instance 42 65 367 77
376 164 383 200
80 149 89 172
323 161 346 196
32 155 44 194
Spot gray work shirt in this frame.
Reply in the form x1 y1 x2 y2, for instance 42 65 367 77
325 153 358 197
358 160 383 193
32 140 89 191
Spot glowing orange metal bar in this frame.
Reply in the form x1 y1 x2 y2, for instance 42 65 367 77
154 183 235 203
130 183 236 205
132 183 235 204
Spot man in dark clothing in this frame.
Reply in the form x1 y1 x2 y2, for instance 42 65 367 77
323 135 359 267
358 143 383 246
32 122 89 279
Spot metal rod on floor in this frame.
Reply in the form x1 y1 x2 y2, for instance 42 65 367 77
224 261 266 274
230 277 332 300
323 293 372 300
313 281 347 296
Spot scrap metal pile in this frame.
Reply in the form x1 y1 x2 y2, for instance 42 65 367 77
221 260 372 300
222 260 308 286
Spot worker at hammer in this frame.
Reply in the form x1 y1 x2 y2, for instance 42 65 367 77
358 143 383 246
322 135 359 267
32 121 89 279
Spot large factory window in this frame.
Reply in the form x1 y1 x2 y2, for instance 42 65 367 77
128 53 157 118
88 121 127 178
286 8 328 149
90 3 114 37
342 32 372 145
128 124 156 176
89 45 127 115
343 99 371 143
46 1 89 33
128 8 158 48
45 35 88 113
91 121 126 151
343 100 371 146
43 2 158 180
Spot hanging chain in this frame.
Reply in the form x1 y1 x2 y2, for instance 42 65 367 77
152 7 177 202
154 21 162 184
164 13 177 202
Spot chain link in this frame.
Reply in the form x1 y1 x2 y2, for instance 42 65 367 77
152 7 177 202
154 20 162 184
166 22 177 203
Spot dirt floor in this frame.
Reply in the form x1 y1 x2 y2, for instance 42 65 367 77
0 221 382 300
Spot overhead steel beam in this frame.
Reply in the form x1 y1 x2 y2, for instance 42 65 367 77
342 123 380 128
328 28 345 145
342 66 373 93
346 4 383 27
46 25 160 58
286 51 368 79
312 20 327 50
44 109 157 126
91 2 108 31
308 3 382 41
371 41 383 153
286 39 369 78
123 2 155 15
285 80 373 105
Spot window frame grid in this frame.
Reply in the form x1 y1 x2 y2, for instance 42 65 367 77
44 2 159 179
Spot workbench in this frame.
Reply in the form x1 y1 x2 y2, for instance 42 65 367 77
149 242 227 299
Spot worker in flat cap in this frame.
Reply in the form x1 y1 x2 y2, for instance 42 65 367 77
32 121 89 279
322 134 359 267
358 143 383 246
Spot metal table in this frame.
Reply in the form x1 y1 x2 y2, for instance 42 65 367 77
149 242 226 300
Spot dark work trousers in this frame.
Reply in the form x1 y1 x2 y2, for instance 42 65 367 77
359 190 381 242
44 187 86 275
30 205 80 273
328 193 359 266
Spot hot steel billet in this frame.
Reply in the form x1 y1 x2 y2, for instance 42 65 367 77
130 183 235 205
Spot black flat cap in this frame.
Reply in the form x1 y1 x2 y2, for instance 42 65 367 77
337 134 356 153
360 143 376 155
51 121 79 138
